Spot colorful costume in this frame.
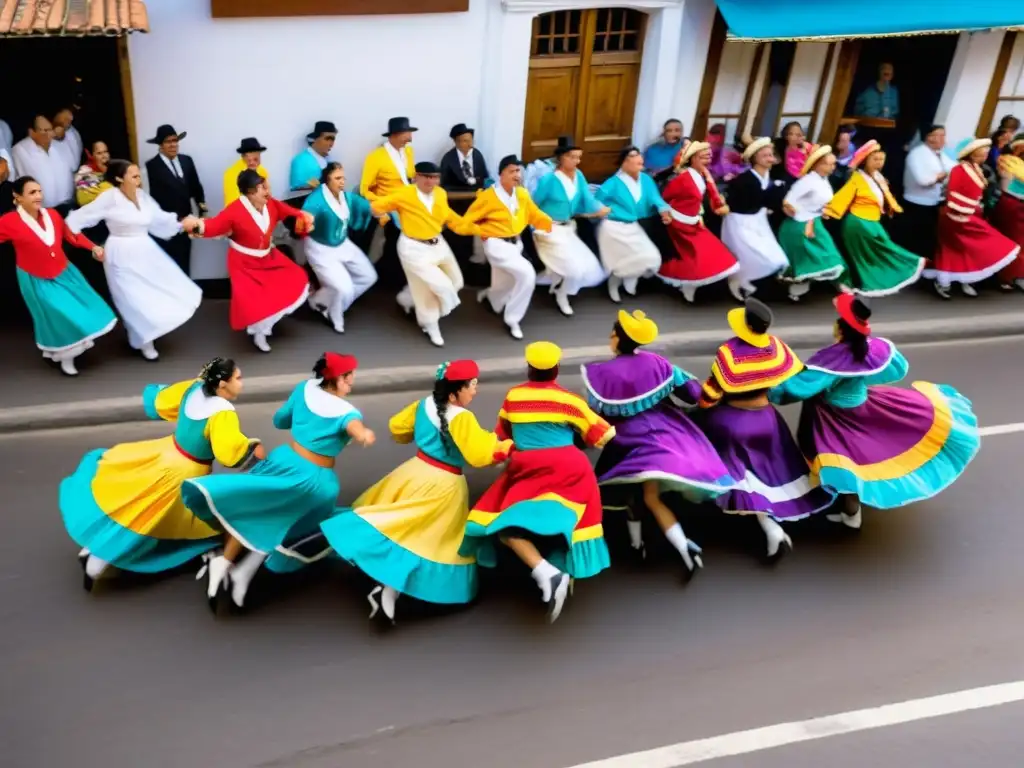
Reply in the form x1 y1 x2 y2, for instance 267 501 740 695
60 379 259 586
721 160 790 298
769 295 979 511
321 360 512 610
0 206 116 373
993 148 1024 287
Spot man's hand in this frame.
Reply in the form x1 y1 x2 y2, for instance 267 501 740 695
91 246 105 262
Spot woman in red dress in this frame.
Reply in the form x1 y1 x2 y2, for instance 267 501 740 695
925 137 1020 299
192 169 314 351
658 140 739 303
993 137 1024 291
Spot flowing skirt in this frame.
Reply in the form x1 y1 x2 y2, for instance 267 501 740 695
720 211 789 283
658 219 739 287
462 446 610 579
596 220 662 280
698 403 837 521
840 215 925 297
992 194 1024 282
778 217 846 282
59 435 220 572
321 455 477 605
227 246 310 331
797 382 980 508
925 209 1020 285
17 264 117 356
532 221 606 295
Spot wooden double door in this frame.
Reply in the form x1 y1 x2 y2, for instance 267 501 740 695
522 8 646 181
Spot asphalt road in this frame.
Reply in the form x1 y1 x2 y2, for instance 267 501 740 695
2 337 1022 768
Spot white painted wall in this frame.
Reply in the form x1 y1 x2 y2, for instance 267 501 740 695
991 32 1024 132
777 42 829 136
934 31 1005 145
707 40 758 140
669 0 717 139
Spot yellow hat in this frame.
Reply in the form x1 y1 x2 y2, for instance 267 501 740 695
525 341 562 370
677 140 711 168
799 144 833 177
617 309 658 346
741 136 772 162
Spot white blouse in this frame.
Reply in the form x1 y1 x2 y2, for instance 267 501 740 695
65 187 182 240
783 173 834 223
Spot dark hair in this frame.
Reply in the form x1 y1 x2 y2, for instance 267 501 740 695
612 322 641 355
237 168 265 195
104 159 133 186
997 115 1019 130
89 139 107 154
663 118 682 130
773 121 804 173
920 124 944 141
527 364 559 382
30 114 50 131
320 161 343 184
432 377 473 446
312 354 355 390
13 175 38 195
618 145 641 166
199 357 237 396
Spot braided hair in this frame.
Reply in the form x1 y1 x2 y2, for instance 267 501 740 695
432 377 472 447
198 357 236 396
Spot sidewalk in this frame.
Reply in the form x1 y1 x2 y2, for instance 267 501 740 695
2 281 1023 432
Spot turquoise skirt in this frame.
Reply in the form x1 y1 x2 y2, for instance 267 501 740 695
18 265 117 352
181 445 338 571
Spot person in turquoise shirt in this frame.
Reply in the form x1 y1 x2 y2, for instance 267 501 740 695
288 120 336 199
301 162 377 333
595 145 672 302
854 62 900 120
642 118 685 177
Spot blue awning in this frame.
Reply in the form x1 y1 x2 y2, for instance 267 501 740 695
717 0 1024 41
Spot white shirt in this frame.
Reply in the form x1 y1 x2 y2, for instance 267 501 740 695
415 189 435 212
384 142 410 185
65 125 83 166
324 188 350 222
783 173 833 222
616 170 642 203
160 152 185 179
903 144 956 207
555 169 577 200
11 137 75 207
456 149 476 184
494 182 519 215
308 146 328 170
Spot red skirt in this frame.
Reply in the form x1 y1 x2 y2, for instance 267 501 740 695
929 210 1020 284
227 247 310 330
659 220 739 286
992 195 1024 281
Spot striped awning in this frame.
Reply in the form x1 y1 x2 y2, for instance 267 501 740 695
0 0 149 37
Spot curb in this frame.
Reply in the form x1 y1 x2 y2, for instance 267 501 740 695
3 311 1023 434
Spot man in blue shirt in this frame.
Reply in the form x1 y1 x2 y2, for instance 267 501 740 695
854 62 900 120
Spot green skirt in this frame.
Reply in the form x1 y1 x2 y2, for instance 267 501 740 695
840 215 925 296
778 217 846 282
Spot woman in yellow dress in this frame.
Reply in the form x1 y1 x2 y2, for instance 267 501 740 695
320 359 512 625
59 358 263 591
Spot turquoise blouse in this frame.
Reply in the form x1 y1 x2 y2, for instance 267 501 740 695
532 169 603 221
595 172 670 223
769 348 909 409
413 397 471 468
142 381 216 461
301 186 373 247
289 148 328 192
273 380 362 457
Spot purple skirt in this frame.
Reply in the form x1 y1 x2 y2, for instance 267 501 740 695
699 403 836 520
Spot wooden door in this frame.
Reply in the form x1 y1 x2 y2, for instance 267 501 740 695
522 8 646 180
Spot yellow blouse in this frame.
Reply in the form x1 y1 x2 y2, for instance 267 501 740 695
371 185 479 240
462 186 553 239
152 379 258 468
825 170 902 222
223 159 270 205
360 145 416 202
388 400 513 468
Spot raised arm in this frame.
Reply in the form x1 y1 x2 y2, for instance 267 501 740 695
65 189 114 234
142 379 198 422
447 410 514 468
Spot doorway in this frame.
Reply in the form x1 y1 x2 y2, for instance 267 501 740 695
522 8 647 181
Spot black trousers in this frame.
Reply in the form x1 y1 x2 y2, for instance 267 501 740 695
373 220 406 291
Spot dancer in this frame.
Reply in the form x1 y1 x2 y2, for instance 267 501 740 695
183 353 375 612
191 169 314 352
595 146 673 303
778 145 847 302
693 300 837 559
461 342 614 623
66 160 203 361
721 136 790 301
0 176 116 376
60 358 262 591
581 310 736 578
994 138 1024 291
462 154 553 340
320 359 512 624
301 162 377 333
769 295 980 529
370 161 480 347
530 136 609 316
823 140 925 296
658 140 739 303
926 137 1021 299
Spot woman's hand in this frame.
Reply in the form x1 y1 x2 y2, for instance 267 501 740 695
253 443 267 460
180 215 199 232
91 246 104 262
359 428 376 447
804 219 816 239
595 206 611 218
782 201 796 217
714 205 730 216
660 209 673 225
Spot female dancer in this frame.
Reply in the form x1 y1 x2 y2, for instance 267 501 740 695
60 358 262 590
192 169 314 352
581 310 736 578
530 136 609 316
824 140 925 296
67 160 203 361
779 145 847 302
183 353 375 611
773 121 810 183
769 295 980 528
994 137 1024 291
658 140 739 303
721 136 790 301
0 176 116 376
320 359 512 624
926 137 1020 299
692 300 836 559
462 342 615 623
301 162 378 333
74 140 113 206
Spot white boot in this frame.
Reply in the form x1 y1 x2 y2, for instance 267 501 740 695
83 554 109 592
788 281 810 302
607 275 623 303
506 321 524 340
396 288 414 315
554 284 573 316
934 281 951 299
139 341 159 361
423 323 444 347
251 333 271 353
727 276 745 303
381 586 400 622
622 276 639 296
961 283 978 297
531 559 570 623
60 357 79 376
205 555 232 611
827 497 863 529
680 284 697 303
756 514 792 560
664 522 703 579
229 551 265 608
1015 279 1024 292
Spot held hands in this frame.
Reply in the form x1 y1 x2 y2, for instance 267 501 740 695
180 215 200 233
300 211 316 233
91 246 104 262
660 210 673 225
253 443 267 460
595 206 611 219
782 201 797 217
358 428 376 447
714 205 730 216
377 215 390 227
187 219 205 237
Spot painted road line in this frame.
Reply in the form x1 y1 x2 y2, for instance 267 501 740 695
566 680 1024 768
978 423 1024 437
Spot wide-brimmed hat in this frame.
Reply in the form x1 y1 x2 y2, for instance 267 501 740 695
146 124 185 144
306 121 337 141
1010 133 1024 152
834 294 872 335
799 144 833 177
383 117 418 137
726 299 773 349
236 137 267 154
677 139 711 167
449 123 474 139
617 309 658 346
849 139 882 170
741 136 772 162
955 136 992 160
554 135 580 155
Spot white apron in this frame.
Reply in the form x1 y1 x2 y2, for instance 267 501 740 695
720 211 789 283
533 220 606 295
596 219 661 280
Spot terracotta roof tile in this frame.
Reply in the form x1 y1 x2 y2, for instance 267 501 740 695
0 0 149 37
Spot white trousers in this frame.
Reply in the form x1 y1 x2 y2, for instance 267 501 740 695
305 238 378 329
597 220 662 280
533 221 607 296
397 234 464 326
481 237 536 325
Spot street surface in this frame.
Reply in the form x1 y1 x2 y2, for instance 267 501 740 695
2 282 1022 408
1 337 1022 768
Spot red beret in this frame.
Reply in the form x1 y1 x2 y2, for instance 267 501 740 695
323 352 358 379
444 359 479 381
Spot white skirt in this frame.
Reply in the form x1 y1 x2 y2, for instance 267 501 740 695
103 234 202 348
533 221 606 295
720 211 789 283
596 220 662 279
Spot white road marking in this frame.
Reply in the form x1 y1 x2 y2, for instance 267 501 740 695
978 423 1024 437
566 680 1024 767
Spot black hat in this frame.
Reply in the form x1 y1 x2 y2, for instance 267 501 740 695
744 298 773 334
553 135 580 156
498 154 522 174
414 161 440 176
307 121 338 141
617 145 641 165
449 123 474 140
384 117 418 137
236 137 267 154
147 124 185 144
